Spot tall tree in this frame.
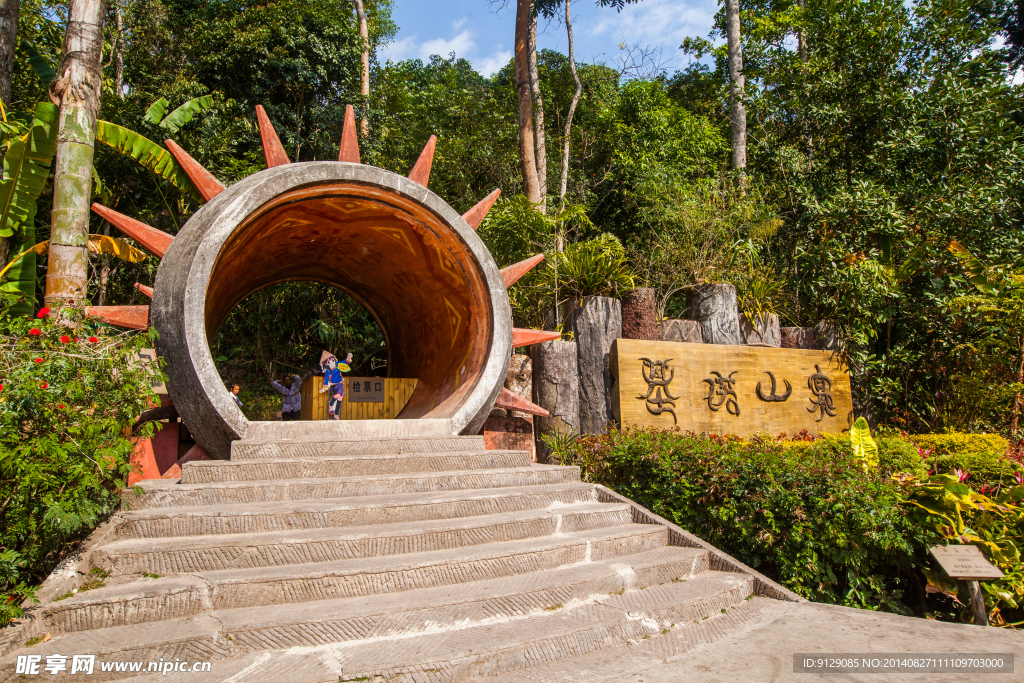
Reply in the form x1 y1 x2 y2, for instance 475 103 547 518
0 0 17 110
0 0 18 267
354 0 369 137
724 0 746 174
45 0 105 309
559 0 582 207
514 0 541 205
528 9 547 211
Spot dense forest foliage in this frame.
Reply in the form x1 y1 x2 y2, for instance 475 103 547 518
5 0 1024 436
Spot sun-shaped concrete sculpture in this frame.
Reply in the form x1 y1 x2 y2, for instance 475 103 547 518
85 105 558 458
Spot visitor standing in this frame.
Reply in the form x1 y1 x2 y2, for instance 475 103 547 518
272 371 313 420
229 383 242 408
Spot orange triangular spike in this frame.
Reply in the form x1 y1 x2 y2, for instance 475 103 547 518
84 305 150 330
164 139 226 202
91 204 173 258
462 188 501 230
408 135 437 186
501 254 545 288
512 328 562 348
339 104 360 163
256 105 291 167
494 387 550 417
134 283 154 298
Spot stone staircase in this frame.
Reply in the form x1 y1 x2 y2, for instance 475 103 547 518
2 426 796 682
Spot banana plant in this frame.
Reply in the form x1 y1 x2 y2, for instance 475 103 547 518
0 234 147 281
849 416 879 472
0 101 59 316
143 95 214 134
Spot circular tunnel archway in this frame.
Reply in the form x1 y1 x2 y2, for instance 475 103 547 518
152 162 513 459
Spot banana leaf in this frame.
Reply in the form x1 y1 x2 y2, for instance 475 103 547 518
849 416 879 472
159 95 214 133
0 235 147 282
95 121 200 200
143 98 170 126
0 102 58 316
19 41 56 89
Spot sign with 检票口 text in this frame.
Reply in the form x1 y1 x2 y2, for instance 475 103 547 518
610 339 853 437
347 377 386 403
929 545 1004 580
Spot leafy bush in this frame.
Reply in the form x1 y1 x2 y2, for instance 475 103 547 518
911 433 1020 489
913 432 1009 458
553 428 1024 626
0 306 159 625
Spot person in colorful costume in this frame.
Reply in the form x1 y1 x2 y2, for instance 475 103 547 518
319 351 352 419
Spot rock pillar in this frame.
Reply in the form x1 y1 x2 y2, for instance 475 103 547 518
659 319 703 344
686 283 740 345
531 340 581 462
740 312 781 347
620 287 658 341
567 296 621 434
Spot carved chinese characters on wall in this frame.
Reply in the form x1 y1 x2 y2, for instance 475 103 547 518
610 339 853 437
637 358 680 424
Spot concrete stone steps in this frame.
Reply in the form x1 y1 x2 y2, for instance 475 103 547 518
125 465 582 509
181 450 532 484
231 433 484 461
113 483 599 539
464 596 792 683
92 502 634 574
331 570 755 682
14 568 750 682
43 542 702 635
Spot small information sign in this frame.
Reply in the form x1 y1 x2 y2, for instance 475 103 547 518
347 377 386 403
929 545 1004 580
137 348 167 395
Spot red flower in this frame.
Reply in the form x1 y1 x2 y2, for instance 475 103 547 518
57 404 65 409
60 335 71 343
39 381 48 389
73 338 79 342
33 358 43 363
88 336 99 343
0 384 4 392
29 328 41 336
36 307 49 319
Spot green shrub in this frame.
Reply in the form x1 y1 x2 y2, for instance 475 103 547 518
0 306 160 625
913 432 1008 457
554 428 1024 625
559 429 918 611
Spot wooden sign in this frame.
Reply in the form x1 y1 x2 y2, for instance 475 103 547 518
300 377 418 420
347 377 386 403
929 545 1005 580
610 339 853 436
137 348 167 395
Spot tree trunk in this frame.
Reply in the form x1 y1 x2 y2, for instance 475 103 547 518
528 10 547 212
725 0 746 175
97 221 109 305
531 340 580 463
558 0 581 208
514 0 541 206
0 0 18 110
0 0 18 267
797 0 807 62
114 2 123 99
685 283 740 345
567 295 622 435
354 0 369 138
620 287 658 341
44 0 105 310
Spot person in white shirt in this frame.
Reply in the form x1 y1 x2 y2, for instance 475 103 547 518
272 371 313 420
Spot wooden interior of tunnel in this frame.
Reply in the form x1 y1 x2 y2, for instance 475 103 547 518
84 104 556 458
205 183 492 421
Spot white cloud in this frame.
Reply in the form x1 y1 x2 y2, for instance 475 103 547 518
589 0 717 49
378 20 509 77
476 49 513 77
420 29 476 59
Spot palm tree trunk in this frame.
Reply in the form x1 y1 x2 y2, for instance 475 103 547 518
515 0 541 206
0 0 19 267
44 0 105 310
0 0 18 110
114 1 123 99
354 0 369 138
725 0 746 176
528 10 547 213
558 0 582 209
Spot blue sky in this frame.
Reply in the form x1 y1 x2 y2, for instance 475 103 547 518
380 0 721 77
